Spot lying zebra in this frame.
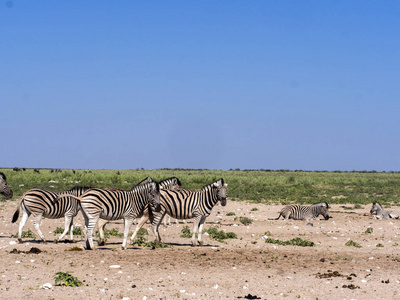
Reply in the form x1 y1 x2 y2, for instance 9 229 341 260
370 202 399 219
269 202 330 221
0 172 13 199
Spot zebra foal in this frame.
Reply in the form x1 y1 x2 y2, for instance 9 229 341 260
130 178 228 246
0 172 13 199
12 186 92 243
57 181 161 250
269 203 330 221
370 202 399 219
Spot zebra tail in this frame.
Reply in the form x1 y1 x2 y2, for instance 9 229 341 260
12 205 20 223
55 194 81 202
268 213 282 220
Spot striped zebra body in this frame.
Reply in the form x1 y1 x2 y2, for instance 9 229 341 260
0 172 13 199
269 204 329 221
130 178 228 246
58 181 161 250
11 186 91 243
370 202 399 219
96 177 181 246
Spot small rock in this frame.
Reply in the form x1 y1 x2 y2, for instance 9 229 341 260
41 283 53 289
109 265 121 269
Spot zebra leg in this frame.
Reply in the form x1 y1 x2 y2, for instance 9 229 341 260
121 218 134 250
197 216 207 246
97 218 109 246
150 211 166 242
85 213 100 250
191 216 202 246
130 214 149 242
57 214 74 241
17 208 30 243
32 214 47 243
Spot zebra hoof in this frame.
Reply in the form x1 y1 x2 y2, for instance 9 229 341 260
18 238 23 244
54 239 59 244
198 241 204 246
42 240 47 244
98 240 105 246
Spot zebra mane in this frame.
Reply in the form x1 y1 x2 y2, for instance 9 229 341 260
0 172 6 181
68 186 92 192
159 177 182 188
132 181 159 193
136 177 154 186
200 178 224 192
372 201 382 207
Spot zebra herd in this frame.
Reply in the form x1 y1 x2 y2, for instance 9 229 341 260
9 176 227 250
1 171 399 251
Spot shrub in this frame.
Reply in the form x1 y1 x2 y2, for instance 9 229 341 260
251 208 259 211
53 227 83 236
54 271 83 287
203 227 237 243
226 212 236 216
365 227 373 234
95 227 124 242
265 237 315 247
239 217 253 226
12 230 36 239
180 226 192 238
132 228 149 246
345 240 362 248
376 243 384 247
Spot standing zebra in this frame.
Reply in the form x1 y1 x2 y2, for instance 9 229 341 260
269 203 330 221
370 202 399 219
130 178 228 246
0 172 13 199
57 181 161 250
12 186 92 243
96 177 181 246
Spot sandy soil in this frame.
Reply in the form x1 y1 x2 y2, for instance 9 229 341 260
1 199 400 300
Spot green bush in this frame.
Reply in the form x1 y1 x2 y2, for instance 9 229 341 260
53 227 83 236
345 240 362 248
54 271 83 287
180 226 192 238
203 227 237 243
239 217 253 226
226 212 236 216
365 227 373 234
265 237 315 247
12 229 36 239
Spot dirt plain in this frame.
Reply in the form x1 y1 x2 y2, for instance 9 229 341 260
1 199 400 300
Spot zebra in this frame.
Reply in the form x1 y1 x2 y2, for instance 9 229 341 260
56 180 161 250
11 186 92 243
0 172 13 199
269 204 330 221
130 178 228 247
96 177 180 246
370 202 399 219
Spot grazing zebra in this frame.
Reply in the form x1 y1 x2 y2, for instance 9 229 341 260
96 177 180 246
269 204 330 221
11 186 92 243
0 172 13 199
130 178 228 247
56 181 161 250
370 202 399 219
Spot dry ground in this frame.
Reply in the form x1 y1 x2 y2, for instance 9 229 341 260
1 199 400 300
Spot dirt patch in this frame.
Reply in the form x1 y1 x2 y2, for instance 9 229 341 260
1 201 400 299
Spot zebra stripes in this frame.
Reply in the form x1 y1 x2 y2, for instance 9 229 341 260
0 172 13 199
370 202 399 219
11 186 92 243
57 181 161 250
269 203 330 221
96 177 181 246
130 178 228 246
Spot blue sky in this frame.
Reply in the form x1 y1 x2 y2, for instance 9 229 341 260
2 1 399 171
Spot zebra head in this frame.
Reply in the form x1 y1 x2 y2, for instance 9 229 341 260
0 172 13 199
147 181 161 213
159 177 182 191
135 176 154 187
315 206 330 220
370 202 382 214
213 178 228 206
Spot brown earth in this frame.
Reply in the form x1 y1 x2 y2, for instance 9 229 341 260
1 199 400 300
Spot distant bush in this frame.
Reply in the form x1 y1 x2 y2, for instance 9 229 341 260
226 212 236 216
265 237 315 247
345 240 362 248
203 227 237 243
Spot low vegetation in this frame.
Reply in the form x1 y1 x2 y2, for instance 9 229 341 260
54 271 83 287
203 226 237 243
345 240 362 248
3 168 400 205
12 229 36 239
264 237 315 247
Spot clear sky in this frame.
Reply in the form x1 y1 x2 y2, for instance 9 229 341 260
2 1 399 171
